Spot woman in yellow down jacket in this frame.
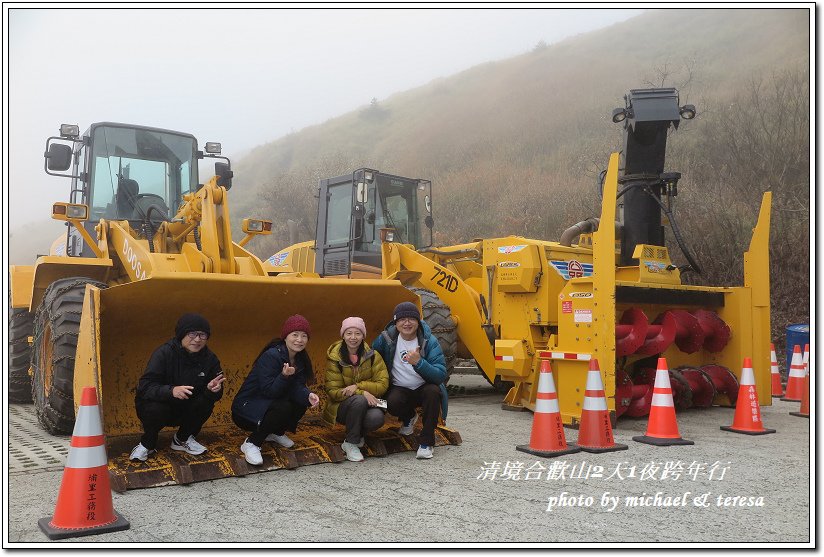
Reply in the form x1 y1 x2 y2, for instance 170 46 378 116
325 317 389 462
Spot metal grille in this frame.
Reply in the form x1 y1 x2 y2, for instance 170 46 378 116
323 256 350 276
8 404 70 473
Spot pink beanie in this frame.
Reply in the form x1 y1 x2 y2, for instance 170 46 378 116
340 316 367 338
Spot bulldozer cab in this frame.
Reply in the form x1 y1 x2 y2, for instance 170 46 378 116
44 122 201 258
315 169 433 276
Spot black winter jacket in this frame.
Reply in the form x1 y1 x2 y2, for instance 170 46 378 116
135 339 223 406
231 340 313 425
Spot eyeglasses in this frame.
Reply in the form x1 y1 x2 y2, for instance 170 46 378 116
397 318 417 324
186 331 209 340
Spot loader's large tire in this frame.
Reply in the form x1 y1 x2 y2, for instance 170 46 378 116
409 287 457 384
9 306 34 403
31 277 107 434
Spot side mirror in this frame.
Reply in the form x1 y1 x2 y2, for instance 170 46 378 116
46 143 73 171
215 162 233 190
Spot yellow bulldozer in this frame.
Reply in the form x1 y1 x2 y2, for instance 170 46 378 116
9 122 460 490
268 87 772 425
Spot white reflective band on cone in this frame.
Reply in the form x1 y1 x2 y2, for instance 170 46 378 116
651 393 675 407
582 397 608 411
653 369 673 389
585 370 604 391
74 406 104 436
66 445 108 469
789 366 806 378
535 398 559 413
537 372 555 393
740 367 755 385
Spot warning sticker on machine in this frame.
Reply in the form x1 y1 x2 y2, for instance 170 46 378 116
562 301 573 314
574 309 592 323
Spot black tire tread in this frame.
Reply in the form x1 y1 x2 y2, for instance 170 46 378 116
31 277 107 434
408 287 458 384
9 307 34 403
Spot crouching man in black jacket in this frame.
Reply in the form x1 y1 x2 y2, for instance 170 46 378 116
129 313 226 461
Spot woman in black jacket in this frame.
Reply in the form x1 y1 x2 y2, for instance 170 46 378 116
130 313 226 461
232 314 320 465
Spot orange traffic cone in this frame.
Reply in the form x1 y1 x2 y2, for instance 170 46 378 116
516 360 580 457
721 358 776 435
769 343 784 397
633 357 694 446
790 349 810 418
38 387 129 540
577 359 628 453
781 345 806 402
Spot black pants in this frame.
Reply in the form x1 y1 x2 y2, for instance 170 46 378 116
136 394 216 450
336 394 385 443
232 398 307 447
386 384 441 446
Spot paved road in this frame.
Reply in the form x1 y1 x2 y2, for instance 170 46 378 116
5 373 812 546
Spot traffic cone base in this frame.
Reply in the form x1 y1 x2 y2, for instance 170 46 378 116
632 434 694 446
720 424 776 435
577 359 628 453
516 444 581 458
789 412 810 419
578 441 629 453
780 395 801 402
38 512 130 541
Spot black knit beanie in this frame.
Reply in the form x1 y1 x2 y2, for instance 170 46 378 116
175 313 211 341
393 301 420 323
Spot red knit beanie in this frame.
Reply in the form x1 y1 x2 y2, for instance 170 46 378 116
281 314 311 338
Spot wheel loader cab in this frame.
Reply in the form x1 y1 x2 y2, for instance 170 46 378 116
48 123 199 257
315 169 433 276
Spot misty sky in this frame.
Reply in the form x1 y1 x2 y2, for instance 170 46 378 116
5 7 645 229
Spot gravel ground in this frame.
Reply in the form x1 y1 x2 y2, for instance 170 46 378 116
4 373 812 547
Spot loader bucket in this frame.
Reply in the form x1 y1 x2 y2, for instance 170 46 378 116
73 274 462 490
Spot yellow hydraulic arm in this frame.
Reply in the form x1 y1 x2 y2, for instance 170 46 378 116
380 241 496 380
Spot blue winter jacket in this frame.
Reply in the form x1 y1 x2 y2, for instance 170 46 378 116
372 320 449 419
232 340 313 425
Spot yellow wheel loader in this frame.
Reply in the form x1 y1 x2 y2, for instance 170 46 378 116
9 123 459 490
270 88 772 425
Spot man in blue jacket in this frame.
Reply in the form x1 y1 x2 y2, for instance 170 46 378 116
373 301 448 459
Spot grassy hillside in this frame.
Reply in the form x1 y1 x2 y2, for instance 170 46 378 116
228 8 810 353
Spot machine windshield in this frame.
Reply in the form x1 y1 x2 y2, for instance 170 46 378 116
372 176 420 248
89 126 197 221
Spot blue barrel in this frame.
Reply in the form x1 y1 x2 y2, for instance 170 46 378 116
786 324 810 371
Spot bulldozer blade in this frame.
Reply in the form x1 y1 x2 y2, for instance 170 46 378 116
72 273 462 489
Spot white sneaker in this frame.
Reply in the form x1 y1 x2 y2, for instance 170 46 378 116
240 439 263 465
265 433 295 448
341 441 364 462
171 434 207 455
416 445 434 459
398 413 418 436
129 443 156 462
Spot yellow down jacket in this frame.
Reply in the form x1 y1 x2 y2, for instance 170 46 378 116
323 340 389 424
